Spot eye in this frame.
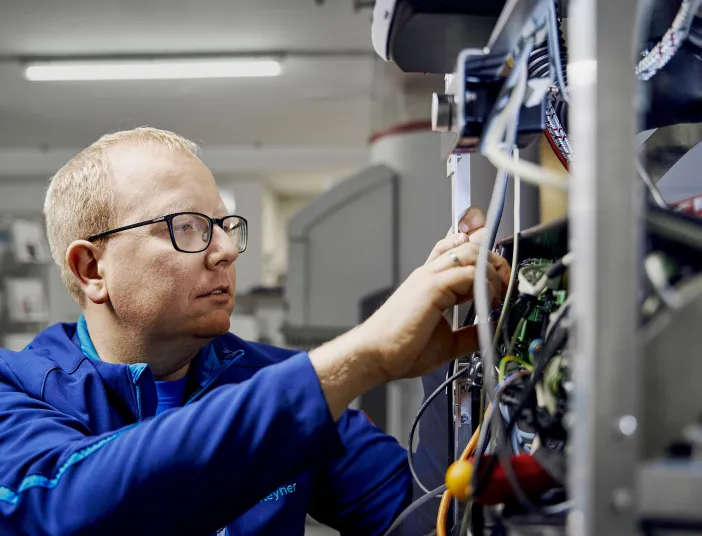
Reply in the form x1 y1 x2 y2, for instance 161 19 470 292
175 222 195 233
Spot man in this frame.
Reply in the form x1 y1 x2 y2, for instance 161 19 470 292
0 127 509 535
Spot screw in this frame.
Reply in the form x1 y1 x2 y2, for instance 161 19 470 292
617 415 638 437
460 414 469 424
464 91 477 103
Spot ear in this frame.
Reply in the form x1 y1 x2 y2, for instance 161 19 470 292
66 240 109 305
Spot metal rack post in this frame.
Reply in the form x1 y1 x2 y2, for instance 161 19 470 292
568 1 643 535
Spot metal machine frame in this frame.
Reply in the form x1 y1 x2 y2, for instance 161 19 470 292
568 1 642 535
443 0 702 535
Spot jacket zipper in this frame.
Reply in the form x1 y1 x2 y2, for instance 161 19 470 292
134 383 143 422
129 364 148 422
184 350 244 406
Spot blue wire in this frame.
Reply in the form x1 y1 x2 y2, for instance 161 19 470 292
500 404 521 454
497 374 536 455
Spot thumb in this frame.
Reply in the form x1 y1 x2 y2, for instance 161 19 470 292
445 206 487 238
458 207 486 235
468 227 487 245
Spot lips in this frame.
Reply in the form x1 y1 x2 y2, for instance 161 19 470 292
198 285 231 298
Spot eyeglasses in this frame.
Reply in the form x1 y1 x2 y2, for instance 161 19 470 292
87 212 248 254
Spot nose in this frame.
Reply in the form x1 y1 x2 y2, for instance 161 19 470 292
204 224 239 269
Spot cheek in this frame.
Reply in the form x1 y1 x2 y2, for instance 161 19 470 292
106 248 196 318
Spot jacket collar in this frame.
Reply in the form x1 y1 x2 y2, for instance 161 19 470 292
71 318 252 413
75 314 223 386
32 322 260 419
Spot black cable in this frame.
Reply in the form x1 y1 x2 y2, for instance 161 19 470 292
547 0 569 103
493 402 538 510
472 306 570 501
475 329 569 500
501 297 524 348
409 365 475 494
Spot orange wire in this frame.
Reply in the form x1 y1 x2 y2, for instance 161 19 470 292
436 490 453 536
436 404 491 536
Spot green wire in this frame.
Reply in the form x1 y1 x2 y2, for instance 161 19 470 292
507 317 527 356
498 355 534 383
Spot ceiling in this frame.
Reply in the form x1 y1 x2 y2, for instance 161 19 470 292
0 0 391 194
0 0 374 57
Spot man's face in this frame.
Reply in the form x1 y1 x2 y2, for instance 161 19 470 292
101 144 238 341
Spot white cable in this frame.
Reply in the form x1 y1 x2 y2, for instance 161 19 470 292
483 64 570 190
476 173 512 402
541 500 573 515
476 51 530 403
493 155 522 346
636 0 702 81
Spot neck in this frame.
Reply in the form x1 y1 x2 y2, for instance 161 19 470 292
82 306 202 380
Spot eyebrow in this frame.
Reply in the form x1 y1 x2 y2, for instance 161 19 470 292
152 203 198 219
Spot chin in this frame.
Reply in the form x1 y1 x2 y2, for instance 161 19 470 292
192 310 232 339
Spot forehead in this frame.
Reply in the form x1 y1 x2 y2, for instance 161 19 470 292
106 143 224 221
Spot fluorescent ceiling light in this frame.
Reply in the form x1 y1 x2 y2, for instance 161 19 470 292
24 58 282 81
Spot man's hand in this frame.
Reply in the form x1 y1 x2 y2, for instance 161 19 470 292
309 208 511 419
360 207 510 381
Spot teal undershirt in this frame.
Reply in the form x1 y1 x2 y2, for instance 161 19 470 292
77 315 188 415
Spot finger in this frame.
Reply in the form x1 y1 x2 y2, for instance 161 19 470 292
485 263 503 306
428 242 500 273
432 262 501 310
456 279 499 309
427 243 480 273
425 233 470 265
468 227 487 244
428 241 510 296
457 207 486 235
489 253 512 290
445 207 486 238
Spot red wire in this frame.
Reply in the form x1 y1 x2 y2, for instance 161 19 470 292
544 130 570 171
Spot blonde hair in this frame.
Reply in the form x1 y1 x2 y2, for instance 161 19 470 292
44 127 201 303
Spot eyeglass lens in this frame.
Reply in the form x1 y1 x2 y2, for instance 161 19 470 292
171 214 245 252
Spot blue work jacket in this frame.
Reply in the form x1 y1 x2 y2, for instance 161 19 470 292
0 323 412 535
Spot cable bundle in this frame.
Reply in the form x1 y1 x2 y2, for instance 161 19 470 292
637 0 702 81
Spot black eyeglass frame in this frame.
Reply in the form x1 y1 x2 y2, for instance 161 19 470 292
87 212 248 254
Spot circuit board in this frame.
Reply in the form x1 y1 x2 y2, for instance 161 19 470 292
453 220 571 536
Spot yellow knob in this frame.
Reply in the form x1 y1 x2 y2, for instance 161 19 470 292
445 460 473 501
